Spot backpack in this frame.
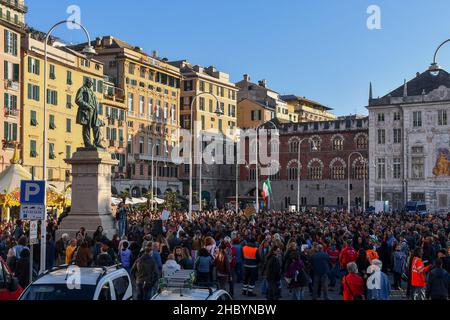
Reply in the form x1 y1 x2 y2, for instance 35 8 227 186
294 267 311 287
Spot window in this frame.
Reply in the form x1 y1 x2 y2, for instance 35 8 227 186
287 167 298 180
30 110 37 126
377 158 386 179
249 168 256 181
393 158 401 179
337 197 344 206
438 110 447 126
228 105 236 117
66 94 72 109
308 163 322 180
128 63 135 75
80 58 90 68
49 143 55 159
4 30 18 56
30 140 37 157
413 111 422 127
4 93 17 113
139 96 144 115
289 140 299 153
113 276 130 300
377 113 385 122
27 84 40 101
332 136 344 150
184 80 193 91
4 61 19 81
49 64 56 79
393 128 401 144
318 197 325 206
199 97 205 111
353 162 367 180
438 194 448 208
156 139 161 156
171 104 176 123
98 282 111 301
49 114 56 129
356 135 368 149
140 67 146 78
46 89 58 105
164 103 169 122
311 138 321 151
66 70 72 85
377 129 385 144
412 157 424 179
128 93 133 112
331 163 345 180
66 118 71 132
3 122 17 141
393 112 401 121
66 145 71 160
139 136 144 154
199 80 205 92
251 110 262 121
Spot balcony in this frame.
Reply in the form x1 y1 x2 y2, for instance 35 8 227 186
5 80 19 91
103 85 125 103
109 140 117 147
0 11 25 28
5 108 18 117
0 0 28 13
2 139 16 149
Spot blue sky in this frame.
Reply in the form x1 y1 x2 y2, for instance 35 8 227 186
26 0 450 115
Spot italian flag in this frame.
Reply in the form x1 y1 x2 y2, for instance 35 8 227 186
262 178 272 201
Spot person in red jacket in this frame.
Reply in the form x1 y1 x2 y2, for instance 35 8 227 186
342 262 365 300
410 247 430 300
339 240 358 272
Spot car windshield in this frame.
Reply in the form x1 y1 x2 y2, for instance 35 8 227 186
20 284 96 300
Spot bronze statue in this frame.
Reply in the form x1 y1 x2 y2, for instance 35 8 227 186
75 77 105 149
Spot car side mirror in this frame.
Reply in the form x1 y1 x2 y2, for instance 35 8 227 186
7 277 18 292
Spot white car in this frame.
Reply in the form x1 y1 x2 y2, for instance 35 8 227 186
19 264 132 300
152 287 232 300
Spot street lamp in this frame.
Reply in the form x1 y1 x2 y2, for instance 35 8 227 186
255 120 278 213
149 143 158 210
294 137 318 212
347 152 366 213
40 20 96 274
429 38 450 75
188 92 221 219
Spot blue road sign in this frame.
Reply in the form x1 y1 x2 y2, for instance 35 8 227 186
20 180 46 220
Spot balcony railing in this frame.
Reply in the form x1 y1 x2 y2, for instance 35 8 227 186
109 140 117 147
103 85 125 102
0 0 28 13
5 108 19 117
0 12 25 28
2 139 16 149
5 80 19 91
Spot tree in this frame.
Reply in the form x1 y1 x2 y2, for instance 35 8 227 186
164 191 181 212
119 189 130 203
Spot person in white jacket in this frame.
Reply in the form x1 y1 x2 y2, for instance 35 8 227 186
162 254 181 277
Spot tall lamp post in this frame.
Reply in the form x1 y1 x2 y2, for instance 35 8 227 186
347 151 366 213
149 143 157 210
294 137 318 211
255 120 278 213
188 92 221 220
429 38 450 74
40 20 96 274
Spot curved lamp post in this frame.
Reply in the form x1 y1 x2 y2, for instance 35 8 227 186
429 38 450 74
188 92 221 220
40 20 96 274
292 137 318 211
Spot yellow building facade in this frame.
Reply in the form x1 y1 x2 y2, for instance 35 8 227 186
21 33 105 189
281 95 336 122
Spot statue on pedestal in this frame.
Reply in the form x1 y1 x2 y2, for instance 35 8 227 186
76 77 105 149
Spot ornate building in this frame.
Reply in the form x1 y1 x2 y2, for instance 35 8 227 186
239 116 369 211
367 69 450 213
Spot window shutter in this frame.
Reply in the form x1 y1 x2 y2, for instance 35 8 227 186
4 122 8 140
4 93 9 108
4 30 7 53
4 60 8 80
47 89 50 104
13 63 19 81
13 33 17 56
28 57 32 73
55 91 58 105
98 80 103 93
36 86 40 101
13 95 17 109
12 123 17 141
36 60 40 75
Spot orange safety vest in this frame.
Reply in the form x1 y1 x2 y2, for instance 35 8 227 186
242 246 258 260
366 249 379 263
411 257 429 287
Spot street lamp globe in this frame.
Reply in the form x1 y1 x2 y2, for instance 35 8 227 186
82 45 97 59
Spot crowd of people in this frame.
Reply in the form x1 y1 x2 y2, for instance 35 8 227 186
0 207 449 300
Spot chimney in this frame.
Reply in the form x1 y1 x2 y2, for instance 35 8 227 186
95 37 101 47
152 50 158 58
258 79 267 88
243 74 250 81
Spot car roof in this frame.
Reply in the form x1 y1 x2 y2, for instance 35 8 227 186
33 267 125 286
152 288 226 300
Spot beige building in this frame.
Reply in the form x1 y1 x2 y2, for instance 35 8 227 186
72 36 183 197
0 0 25 171
169 60 239 208
281 95 336 122
236 74 297 128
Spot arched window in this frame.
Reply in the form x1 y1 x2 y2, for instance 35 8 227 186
332 136 344 151
307 160 323 180
287 160 300 180
310 136 321 151
330 158 346 180
352 160 368 180
289 140 299 153
355 134 368 149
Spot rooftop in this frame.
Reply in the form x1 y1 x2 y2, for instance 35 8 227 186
280 94 332 110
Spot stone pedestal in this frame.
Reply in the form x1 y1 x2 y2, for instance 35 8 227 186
56 148 119 239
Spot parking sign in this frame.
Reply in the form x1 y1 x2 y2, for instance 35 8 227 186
20 180 46 220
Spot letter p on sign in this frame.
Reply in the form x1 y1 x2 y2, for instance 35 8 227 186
25 183 40 202
20 180 45 205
